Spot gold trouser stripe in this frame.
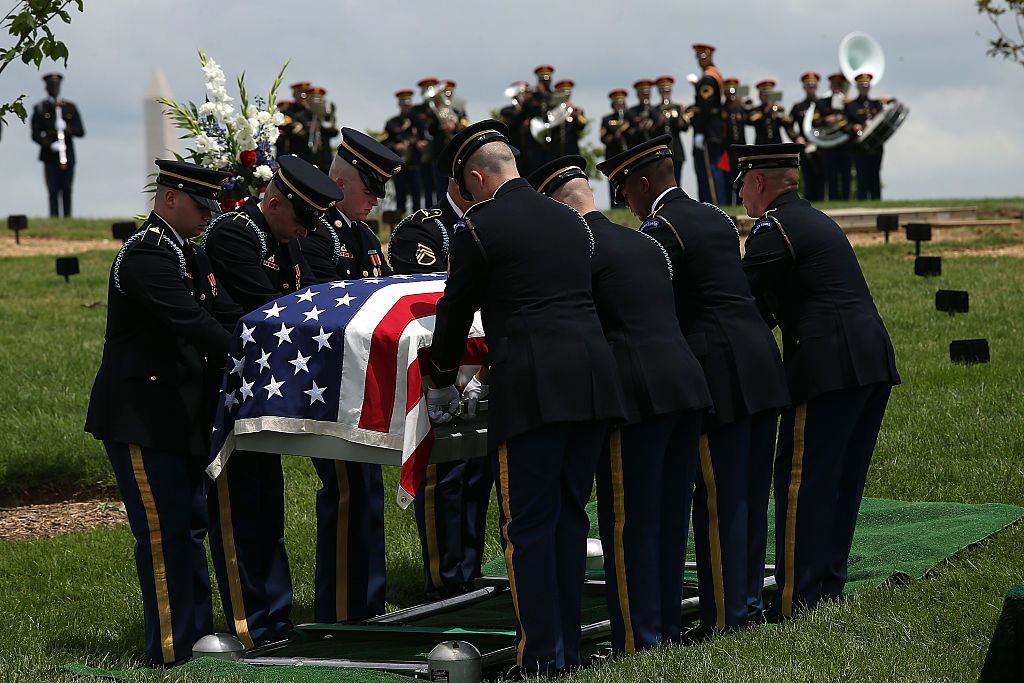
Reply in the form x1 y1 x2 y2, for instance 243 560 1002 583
782 404 808 617
698 435 727 629
129 444 175 664
498 443 526 666
609 431 636 654
703 145 719 205
335 461 351 621
215 471 254 648
424 465 443 590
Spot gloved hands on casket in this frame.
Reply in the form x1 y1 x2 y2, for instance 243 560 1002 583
426 385 461 425
462 373 489 419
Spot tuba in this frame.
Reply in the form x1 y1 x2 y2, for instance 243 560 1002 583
840 31 885 86
424 84 458 129
529 89 572 143
504 81 529 108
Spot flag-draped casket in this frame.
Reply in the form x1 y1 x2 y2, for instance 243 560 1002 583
207 273 486 508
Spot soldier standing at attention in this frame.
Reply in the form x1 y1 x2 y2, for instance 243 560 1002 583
748 80 791 145
721 78 750 206
690 44 728 205
427 120 625 676
624 79 656 148
736 142 899 619
31 73 85 217
298 129 404 624
845 73 887 200
600 89 631 205
545 79 587 158
276 82 314 163
85 160 239 667
654 76 689 186
384 89 422 213
529 155 712 655
789 72 826 202
819 73 853 200
202 155 342 647
599 136 789 640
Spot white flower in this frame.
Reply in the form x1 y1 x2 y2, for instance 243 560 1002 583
201 59 225 85
271 111 285 126
245 104 259 118
255 110 272 125
198 102 217 118
254 165 273 182
194 133 222 155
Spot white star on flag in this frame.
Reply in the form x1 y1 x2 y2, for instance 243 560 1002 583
289 349 311 375
303 305 325 321
391 274 413 279
329 281 349 289
313 327 332 350
256 348 272 371
264 375 285 399
240 324 256 347
263 301 287 319
335 293 356 307
273 323 294 346
230 356 244 376
304 380 327 405
224 390 238 408
296 289 318 302
240 378 255 402
363 278 382 284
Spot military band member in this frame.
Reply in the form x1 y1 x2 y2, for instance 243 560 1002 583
789 72 826 202
749 80 791 145
85 160 238 667
428 120 625 675
529 155 712 655
691 44 729 205
736 143 899 618
499 80 535 175
820 73 853 200
386 179 492 599
544 79 587 158
653 76 689 186
31 73 85 217
384 89 422 213
303 86 339 173
624 79 656 148
599 136 789 639
411 77 442 206
845 73 886 200
276 82 315 164
202 155 342 646
599 89 631 204
523 64 556 172
722 78 750 205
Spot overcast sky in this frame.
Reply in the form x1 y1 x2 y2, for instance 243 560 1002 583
1 0 1021 218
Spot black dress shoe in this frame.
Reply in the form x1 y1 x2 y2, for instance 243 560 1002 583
761 607 793 624
679 623 720 645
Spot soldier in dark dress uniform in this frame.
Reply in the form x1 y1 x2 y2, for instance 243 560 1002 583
820 73 853 200
598 136 790 639
789 72 826 202
624 79 656 148
499 80 535 175
297 127 404 623
735 143 899 618
387 179 492 600
541 79 586 159
521 65 556 173
845 73 886 200
748 80 791 145
721 78 750 205
600 89 631 205
428 120 625 676
276 82 315 164
528 156 712 654
202 155 342 647
303 85 339 173
85 160 239 666
30 73 85 217
690 44 729 205
384 89 422 213
654 76 689 186
410 77 443 206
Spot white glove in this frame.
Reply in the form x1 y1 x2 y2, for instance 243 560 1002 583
462 374 490 418
694 133 705 150
426 385 460 425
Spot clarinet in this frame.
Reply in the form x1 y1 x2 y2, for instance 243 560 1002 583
54 100 68 169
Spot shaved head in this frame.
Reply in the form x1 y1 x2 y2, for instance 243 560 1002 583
550 177 596 215
464 141 517 178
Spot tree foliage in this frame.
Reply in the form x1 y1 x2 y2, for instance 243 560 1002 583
0 0 84 125
977 0 1024 66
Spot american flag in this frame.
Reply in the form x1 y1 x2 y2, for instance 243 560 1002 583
207 273 486 508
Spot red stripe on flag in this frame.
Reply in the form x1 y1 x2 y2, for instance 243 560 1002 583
400 428 435 502
359 292 443 432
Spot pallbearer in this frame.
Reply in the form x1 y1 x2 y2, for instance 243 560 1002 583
85 160 238 666
598 137 789 640
735 142 899 618
528 155 711 654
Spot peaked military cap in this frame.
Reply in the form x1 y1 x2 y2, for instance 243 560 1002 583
855 73 874 84
336 127 405 199
437 119 513 200
756 79 777 91
418 77 439 89
534 64 555 78
554 79 575 91
154 159 231 212
801 71 821 85
273 154 343 231
730 143 805 190
608 88 628 100
43 73 64 84
526 155 588 196
395 89 414 100
827 72 847 84
692 43 716 56
596 134 673 203
633 79 653 91
655 75 675 87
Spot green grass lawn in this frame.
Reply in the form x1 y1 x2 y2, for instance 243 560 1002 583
1 214 1023 681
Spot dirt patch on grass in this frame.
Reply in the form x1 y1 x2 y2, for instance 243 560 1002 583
939 244 1024 258
0 495 126 541
846 226 1024 247
0 234 119 257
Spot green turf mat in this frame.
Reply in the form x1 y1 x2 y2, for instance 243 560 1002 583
66 657 413 682
482 496 1024 592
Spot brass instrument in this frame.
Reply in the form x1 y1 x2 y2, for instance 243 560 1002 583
529 89 572 143
424 84 458 130
306 90 336 155
53 101 68 169
504 81 529 108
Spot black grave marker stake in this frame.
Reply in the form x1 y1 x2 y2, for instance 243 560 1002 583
936 289 969 315
905 222 932 258
56 256 79 283
950 339 989 365
877 213 898 244
7 214 27 245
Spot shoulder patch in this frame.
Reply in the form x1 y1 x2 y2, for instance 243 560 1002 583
639 217 663 234
699 84 715 100
749 218 778 238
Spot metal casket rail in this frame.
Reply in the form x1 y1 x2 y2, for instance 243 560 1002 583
234 401 489 466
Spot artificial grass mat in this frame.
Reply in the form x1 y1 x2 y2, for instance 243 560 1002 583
67 496 1023 682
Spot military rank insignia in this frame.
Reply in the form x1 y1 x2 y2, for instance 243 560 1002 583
207 273 218 297
263 254 279 270
415 243 437 266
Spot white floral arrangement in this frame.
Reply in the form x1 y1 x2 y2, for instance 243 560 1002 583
157 50 289 210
